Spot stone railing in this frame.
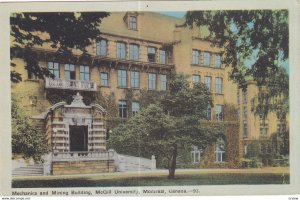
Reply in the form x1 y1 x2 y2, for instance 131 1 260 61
52 150 114 162
113 151 156 172
45 78 97 91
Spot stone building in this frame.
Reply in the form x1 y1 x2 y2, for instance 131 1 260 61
11 12 288 174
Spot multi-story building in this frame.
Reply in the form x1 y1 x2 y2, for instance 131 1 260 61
11 12 287 174
237 81 289 160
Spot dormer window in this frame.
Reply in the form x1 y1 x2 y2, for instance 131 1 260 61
129 16 137 30
124 12 138 31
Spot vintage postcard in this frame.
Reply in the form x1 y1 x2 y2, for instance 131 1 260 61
0 0 300 197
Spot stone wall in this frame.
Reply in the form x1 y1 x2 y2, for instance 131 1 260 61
52 160 115 175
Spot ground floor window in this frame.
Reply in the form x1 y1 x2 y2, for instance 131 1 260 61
215 137 226 162
132 101 140 116
119 100 127 118
191 146 201 163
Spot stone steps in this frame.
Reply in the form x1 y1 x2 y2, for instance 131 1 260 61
12 165 44 177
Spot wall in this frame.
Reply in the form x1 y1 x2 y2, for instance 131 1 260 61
52 160 115 175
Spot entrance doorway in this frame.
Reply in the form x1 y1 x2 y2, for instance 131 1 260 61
69 125 88 151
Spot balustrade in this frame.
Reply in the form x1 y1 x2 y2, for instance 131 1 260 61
45 78 97 91
52 151 114 161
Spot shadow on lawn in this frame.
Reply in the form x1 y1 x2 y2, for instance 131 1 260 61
12 173 290 188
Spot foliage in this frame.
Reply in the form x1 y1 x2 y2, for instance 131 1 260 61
10 12 109 82
223 103 239 121
270 129 289 156
185 10 288 86
108 73 223 179
136 89 163 111
11 97 49 162
244 127 289 168
185 10 289 118
245 140 276 166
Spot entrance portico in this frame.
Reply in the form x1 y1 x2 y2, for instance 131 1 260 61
42 93 115 175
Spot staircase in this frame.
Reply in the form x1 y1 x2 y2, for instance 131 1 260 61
12 164 44 177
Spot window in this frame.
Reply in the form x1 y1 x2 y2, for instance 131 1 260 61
160 74 167 91
117 42 126 59
129 16 137 30
100 72 109 86
96 39 107 56
119 101 127 118
215 54 221 68
132 102 140 116
80 65 90 81
243 90 248 103
192 75 200 84
131 71 140 88
204 76 212 91
260 117 268 136
48 62 60 78
148 73 156 90
118 70 127 87
243 122 248 138
64 64 75 80
129 44 139 60
148 47 156 62
191 146 201 163
203 52 211 66
215 137 225 162
206 105 212 120
160 50 166 64
277 120 287 133
243 106 248 120
215 77 223 94
192 50 199 65
244 145 248 155
216 105 223 121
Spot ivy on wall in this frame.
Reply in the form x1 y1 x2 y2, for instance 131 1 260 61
200 103 240 168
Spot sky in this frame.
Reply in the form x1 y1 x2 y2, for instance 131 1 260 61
159 12 186 18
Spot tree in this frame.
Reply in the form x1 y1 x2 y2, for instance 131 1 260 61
185 10 289 116
108 74 223 179
10 12 109 82
11 97 49 162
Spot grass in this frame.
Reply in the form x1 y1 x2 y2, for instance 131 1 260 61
12 168 290 188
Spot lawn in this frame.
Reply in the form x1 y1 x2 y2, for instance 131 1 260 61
12 168 290 188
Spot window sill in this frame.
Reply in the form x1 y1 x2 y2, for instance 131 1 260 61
131 87 141 90
128 28 138 31
99 85 111 88
214 93 224 96
117 86 130 89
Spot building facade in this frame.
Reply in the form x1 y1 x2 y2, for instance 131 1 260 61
11 12 288 174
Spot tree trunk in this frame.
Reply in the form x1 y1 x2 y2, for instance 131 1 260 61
168 145 177 179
